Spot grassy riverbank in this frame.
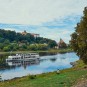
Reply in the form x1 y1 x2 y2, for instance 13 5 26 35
0 48 73 54
0 60 87 87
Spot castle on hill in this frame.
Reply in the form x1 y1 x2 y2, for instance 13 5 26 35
21 30 40 38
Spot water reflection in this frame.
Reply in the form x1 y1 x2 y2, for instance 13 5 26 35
6 59 40 69
50 58 57 62
40 57 57 62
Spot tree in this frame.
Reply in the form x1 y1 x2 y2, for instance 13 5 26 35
37 44 48 50
3 46 10 52
28 44 48 51
28 44 37 51
3 39 10 45
0 43 4 50
0 37 5 43
70 7 87 64
48 40 57 48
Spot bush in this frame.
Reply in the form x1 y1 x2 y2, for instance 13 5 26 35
28 44 48 51
28 75 36 79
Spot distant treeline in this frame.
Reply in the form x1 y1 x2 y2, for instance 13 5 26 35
0 29 57 51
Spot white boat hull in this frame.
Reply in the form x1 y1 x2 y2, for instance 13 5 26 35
6 53 40 62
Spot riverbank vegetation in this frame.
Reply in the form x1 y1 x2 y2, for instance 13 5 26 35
0 48 73 55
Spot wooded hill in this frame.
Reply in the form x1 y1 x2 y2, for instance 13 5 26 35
0 29 57 51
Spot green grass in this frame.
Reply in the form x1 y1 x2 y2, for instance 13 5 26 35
0 61 87 87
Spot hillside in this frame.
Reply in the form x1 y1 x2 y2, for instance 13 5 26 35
0 29 57 51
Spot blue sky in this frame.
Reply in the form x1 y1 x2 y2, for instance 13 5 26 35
0 0 87 43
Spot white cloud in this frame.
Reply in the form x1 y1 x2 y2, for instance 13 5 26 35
28 27 73 43
0 0 86 25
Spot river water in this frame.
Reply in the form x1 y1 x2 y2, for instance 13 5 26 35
0 52 79 80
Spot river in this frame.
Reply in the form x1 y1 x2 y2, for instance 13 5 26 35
0 52 79 80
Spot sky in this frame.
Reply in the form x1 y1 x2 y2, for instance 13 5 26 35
0 0 87 43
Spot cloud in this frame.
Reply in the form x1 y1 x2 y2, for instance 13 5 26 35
42 15 81 29
0 0 86 25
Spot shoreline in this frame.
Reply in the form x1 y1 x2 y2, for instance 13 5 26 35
0 48 73 55
0 67 74 82
0 49 74 82
0 60 79 82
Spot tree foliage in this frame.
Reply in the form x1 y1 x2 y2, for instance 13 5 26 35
70 7 87 64
28 44 48 51
0 29 57 51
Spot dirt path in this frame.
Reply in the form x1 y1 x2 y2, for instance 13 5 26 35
72 78 87 87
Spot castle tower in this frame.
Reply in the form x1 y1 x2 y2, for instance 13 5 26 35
58 38 67 48
21 30 27 35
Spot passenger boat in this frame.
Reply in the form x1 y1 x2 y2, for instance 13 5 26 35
6 53 40 62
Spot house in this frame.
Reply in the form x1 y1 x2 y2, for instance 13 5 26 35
21 30 40 38
21 30 27 35
30 33 40 38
